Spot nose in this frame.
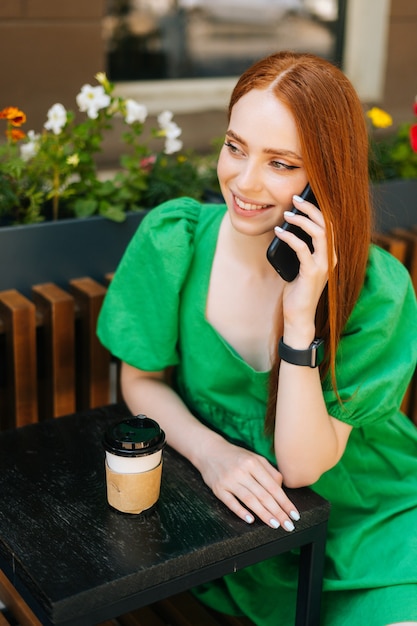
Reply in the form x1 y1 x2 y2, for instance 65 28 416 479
236 159 264 194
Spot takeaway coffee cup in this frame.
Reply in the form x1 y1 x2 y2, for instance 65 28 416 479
103 414 166 514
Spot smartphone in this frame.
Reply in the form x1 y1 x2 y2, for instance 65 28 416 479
266 183 319 282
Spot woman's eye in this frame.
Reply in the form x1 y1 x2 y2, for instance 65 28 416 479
224 141 241 155
271 160 299 171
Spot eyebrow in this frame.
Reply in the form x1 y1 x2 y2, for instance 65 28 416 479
225 129 303 162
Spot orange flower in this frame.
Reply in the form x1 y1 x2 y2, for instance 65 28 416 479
6 128 26 142
0 106 27 126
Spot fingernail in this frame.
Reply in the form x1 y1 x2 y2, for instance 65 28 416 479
293 194 304 202
274 226 283 233
284 520 295 532
245 514 254 524
270 518 280 529
290 510 300 521
284 211 294 217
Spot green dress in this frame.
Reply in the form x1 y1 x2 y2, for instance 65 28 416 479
97 198 417 626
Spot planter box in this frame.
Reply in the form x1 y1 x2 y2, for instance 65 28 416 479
0 211 146 297
372 179 417 233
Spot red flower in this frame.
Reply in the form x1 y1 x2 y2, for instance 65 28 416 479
140 155 156 172
410 124 417 153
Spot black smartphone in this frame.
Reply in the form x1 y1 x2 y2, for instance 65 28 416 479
266 183 319 282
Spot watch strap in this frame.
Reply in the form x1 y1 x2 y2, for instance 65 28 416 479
279 337 324 368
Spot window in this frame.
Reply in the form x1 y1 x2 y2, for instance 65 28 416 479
104 0 346 82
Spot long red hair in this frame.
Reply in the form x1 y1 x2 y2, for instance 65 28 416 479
228 51 373 434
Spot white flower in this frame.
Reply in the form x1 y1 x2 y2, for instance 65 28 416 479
124 99 148 125
157 110 182 154
95 72 107 86
163 122 183 154
44 103 67 135
164 136 183 155
76 84 111 119
20 130 40 161
164 121 182 140
66 154 80 166
157 110 174 129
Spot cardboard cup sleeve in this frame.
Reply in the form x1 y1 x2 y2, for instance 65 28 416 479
105 460 163 514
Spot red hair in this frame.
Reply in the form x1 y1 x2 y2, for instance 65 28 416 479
228 51 373 433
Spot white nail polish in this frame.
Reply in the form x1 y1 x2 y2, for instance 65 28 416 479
293 194 304 202
274 226 283 233
284 520 295 532
270 518 280 529
290 510 300 521
245 514 254 524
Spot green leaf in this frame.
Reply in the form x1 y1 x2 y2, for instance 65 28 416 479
73 198 98 218
98 201 126 222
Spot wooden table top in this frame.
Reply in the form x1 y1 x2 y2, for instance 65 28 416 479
0 404 330 625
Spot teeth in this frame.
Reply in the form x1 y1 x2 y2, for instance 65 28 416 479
235 196 268 211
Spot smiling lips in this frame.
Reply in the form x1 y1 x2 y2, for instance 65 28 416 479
234 195 271 211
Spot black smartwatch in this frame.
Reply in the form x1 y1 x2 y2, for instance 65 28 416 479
279 337 324 368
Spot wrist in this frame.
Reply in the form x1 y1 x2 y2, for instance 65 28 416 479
189 426 225 471
279 336 325 368
282 323 316 350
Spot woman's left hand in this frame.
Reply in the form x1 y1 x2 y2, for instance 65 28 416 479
274 194 337 328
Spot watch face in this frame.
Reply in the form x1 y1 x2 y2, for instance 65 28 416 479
311 339 325 367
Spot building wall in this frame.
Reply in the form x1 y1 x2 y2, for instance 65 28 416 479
383 0 417 123
0 0 416 157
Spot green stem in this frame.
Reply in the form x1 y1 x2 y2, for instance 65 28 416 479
52 165 60 221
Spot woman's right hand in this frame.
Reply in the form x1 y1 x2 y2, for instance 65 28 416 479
195 435 300 532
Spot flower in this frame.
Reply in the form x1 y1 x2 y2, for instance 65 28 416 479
366 107 393 129
0 73 216 226
20 130 40 161
0 106 27 142
0 106 26 126
124 99 147 125
367 99 417 181
44 103 67 135
8 128 26 142
76 84 111 120
157 110 183 154
66 154 80 167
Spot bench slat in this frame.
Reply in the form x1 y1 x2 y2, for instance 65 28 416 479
32 283 76 419
0 290 37 429
70 277 111 410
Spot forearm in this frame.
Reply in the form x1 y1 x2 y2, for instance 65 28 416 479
120 364 224 473
274 326 344 487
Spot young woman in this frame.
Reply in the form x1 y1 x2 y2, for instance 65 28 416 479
97 51 417 625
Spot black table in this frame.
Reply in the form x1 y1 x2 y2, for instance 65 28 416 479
0 404 330 626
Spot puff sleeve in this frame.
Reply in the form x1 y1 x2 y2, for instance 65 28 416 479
323 245 417 426
97 197 202 371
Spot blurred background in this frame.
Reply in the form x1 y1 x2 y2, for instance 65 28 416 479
0 0 415 163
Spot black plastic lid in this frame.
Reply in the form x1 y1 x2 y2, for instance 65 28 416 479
103 414 166 458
